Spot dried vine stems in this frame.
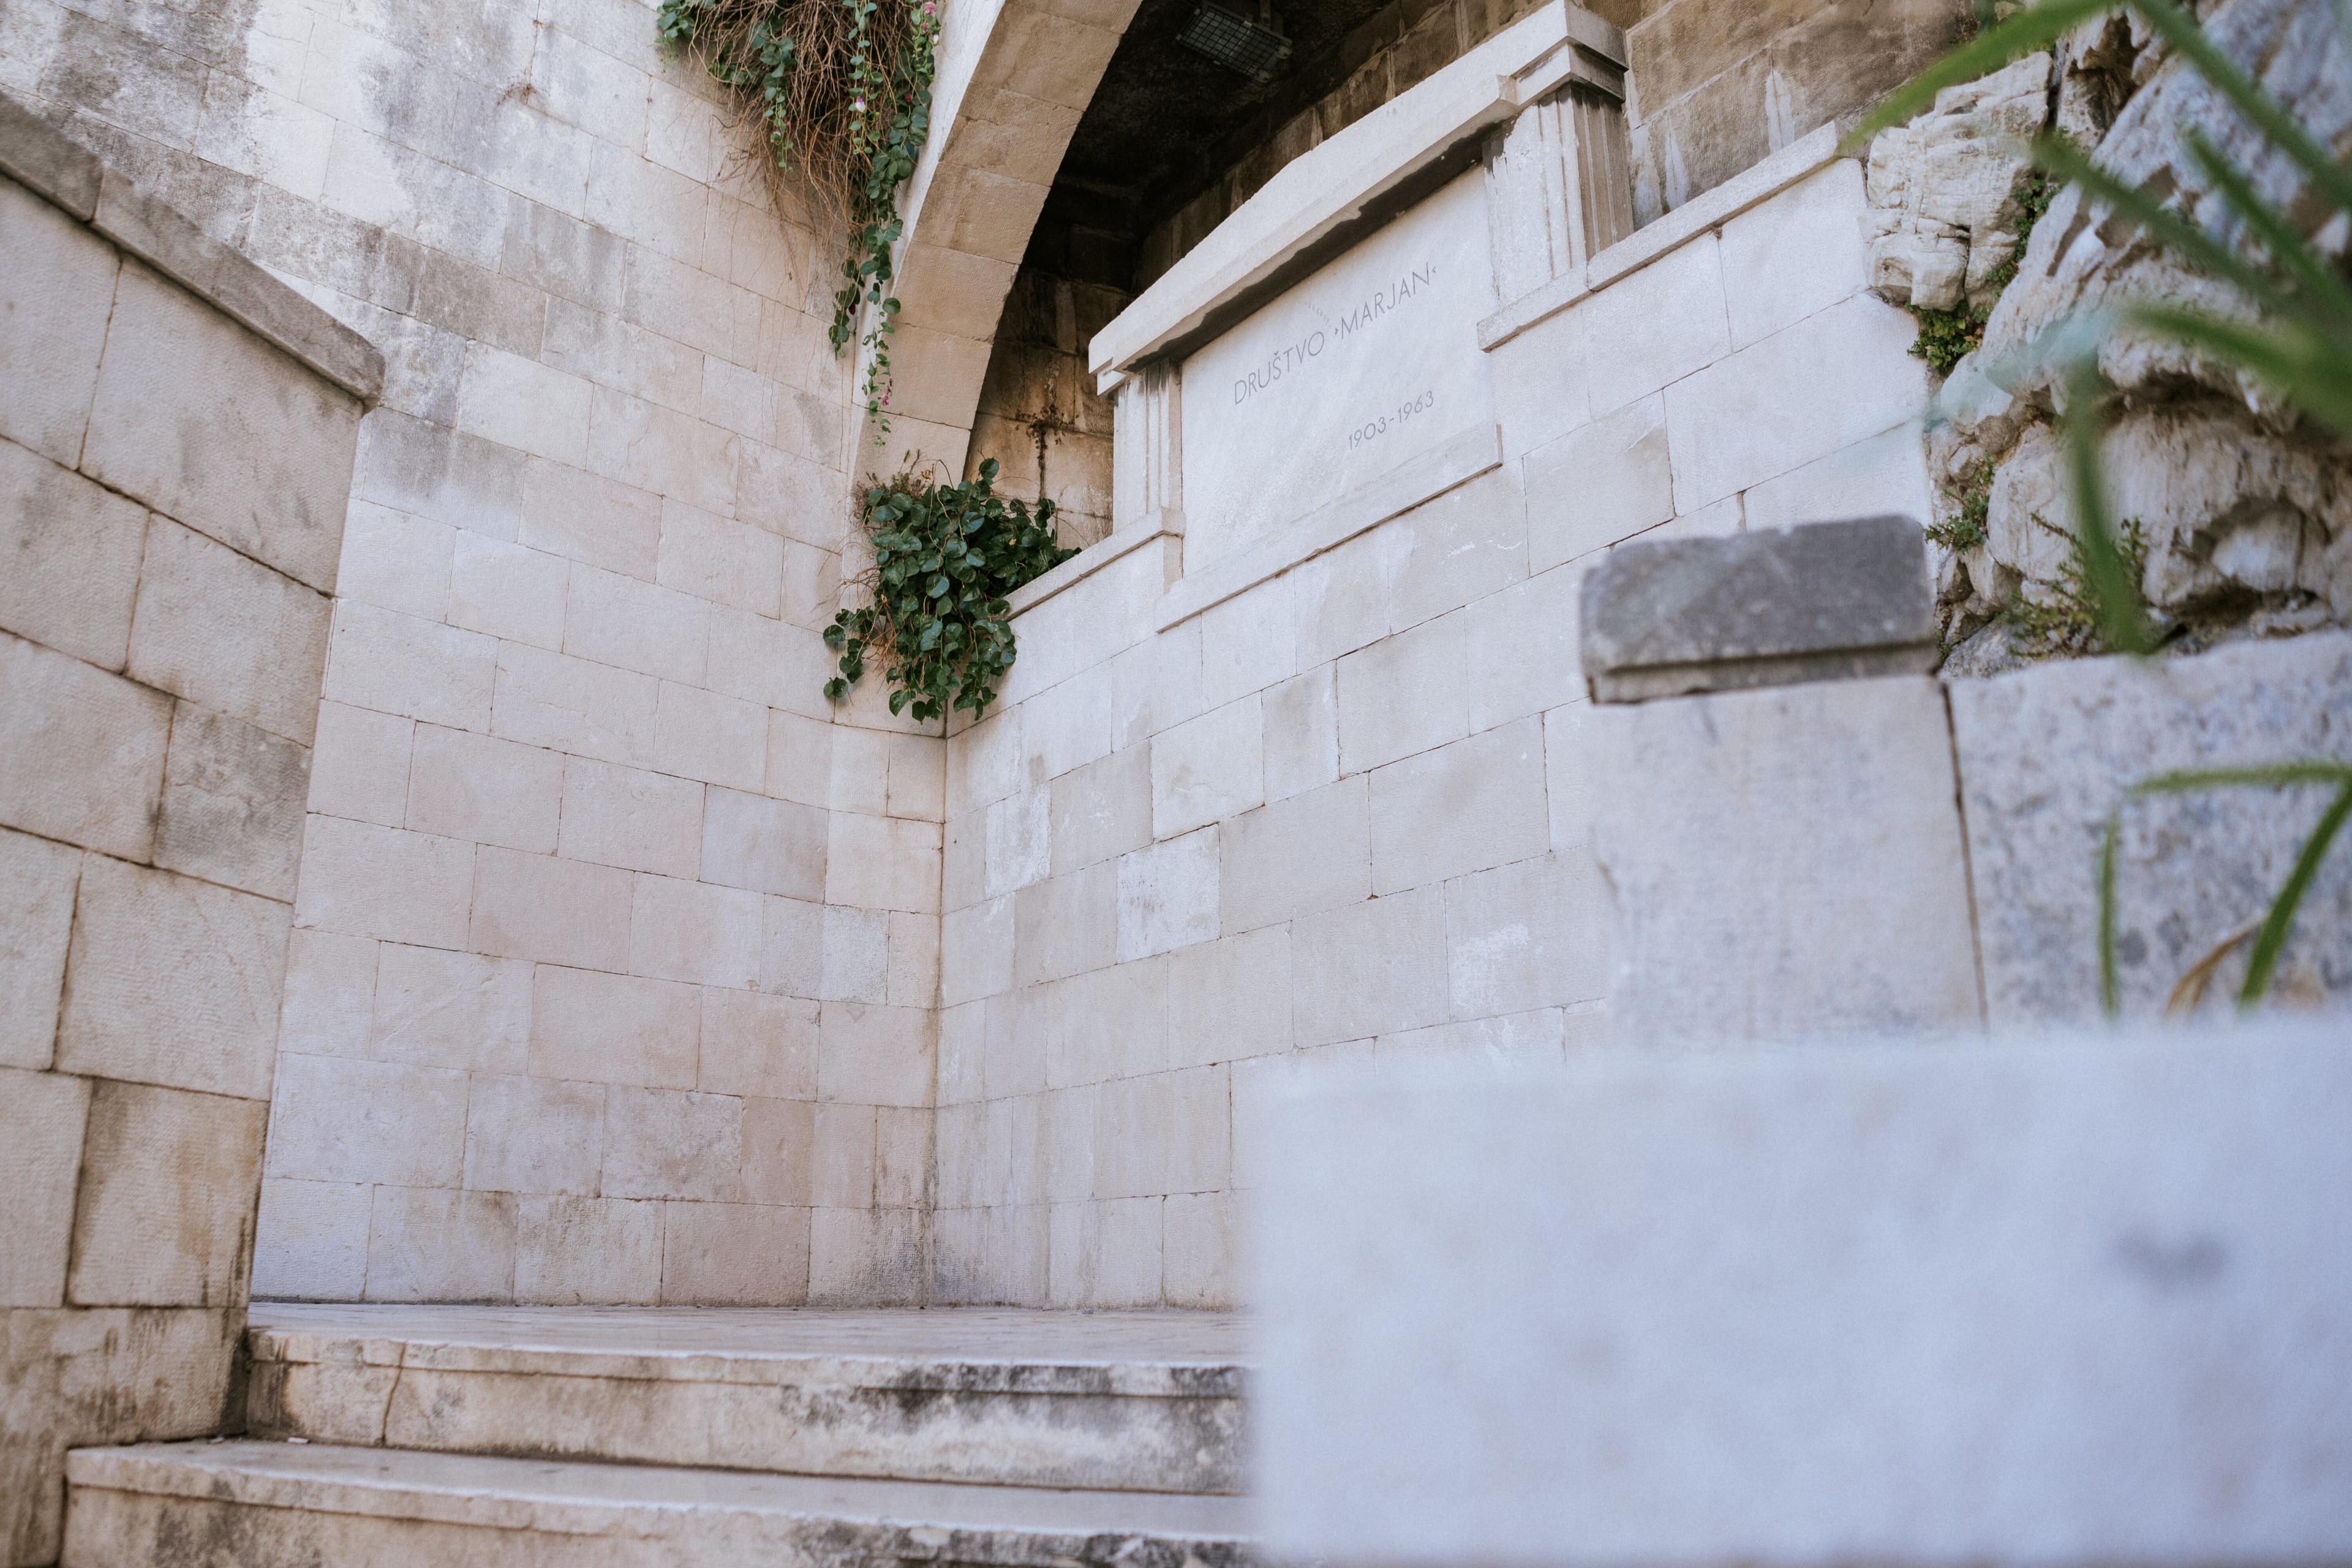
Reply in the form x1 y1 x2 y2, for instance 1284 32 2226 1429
658 0 941 436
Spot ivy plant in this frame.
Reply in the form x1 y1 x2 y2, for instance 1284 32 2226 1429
657 0 939 440
824 459 1077 724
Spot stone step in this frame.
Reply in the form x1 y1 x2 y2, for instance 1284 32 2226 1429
62 1441 1260 1567
245 1303 1250 1495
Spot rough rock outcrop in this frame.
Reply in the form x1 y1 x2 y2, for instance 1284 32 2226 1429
1865 52 2052 312
1888 0 2352 658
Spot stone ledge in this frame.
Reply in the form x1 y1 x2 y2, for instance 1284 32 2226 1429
1008 513 1181 621
67 1441 1261 1551
0 90 383 405
1578 514 1934 703
1088 1 1626 383
1156 423 1502 633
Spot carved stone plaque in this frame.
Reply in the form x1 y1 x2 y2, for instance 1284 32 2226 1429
1178 168 1498 571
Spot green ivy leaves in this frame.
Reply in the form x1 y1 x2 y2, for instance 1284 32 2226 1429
657 0 938 441
824 459 1077 725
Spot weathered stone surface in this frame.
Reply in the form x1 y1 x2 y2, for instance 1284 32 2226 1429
0 1066 88 1308
1978 0 2352 418
81 262 360 594
0 178 117 468
1580 516 1936 701
66 1080 267 1308
1249 1016 2352 1566
238 1300 1250 1494
66 1439 1261 1568
1950 630 2352 1024
0 631 173 863
1864 53 2050 312
0 828 79 1071
2 1305 239 1567
125 517 333 747
152 703 311 901
1593 675 1981 1041
0 92 101 217
56 856 290 1100
0 435 148 672
1924 0 2352 656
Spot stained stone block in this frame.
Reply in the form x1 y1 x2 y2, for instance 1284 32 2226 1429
0 828 80 1071
1950 631 2352 1024
250 1178 371 1301
1578 514 1935 702
0 435 148 670
1291 886 1449 1048
462 1074 605 1197
266 1053 469 1189
126 517 333 745
1367 719 1549 895
0 1305 240 1566
66 1080 268 1307
1593 674 1979 1043
295 816 476 951
152 703 311 900
662 1200 809 1306
700 989 818 1101
363 1186 515 1303
370 943 532 1074
57 857 290 1100
0 176 117 467
81 262 360 593
1250 1017 2352 1567
514 1194 665 1305
0 1065 89 1308
0 631 173 863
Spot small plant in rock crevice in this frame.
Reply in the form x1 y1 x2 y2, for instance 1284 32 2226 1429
824 459 1076 725
1906 172 2057 374
657 0 940 441
1864 0 2352 1015
1928 466 1992 551
2001 511 2149 654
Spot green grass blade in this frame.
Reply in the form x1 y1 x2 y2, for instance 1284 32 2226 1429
2031 134 2309 325
2130 0 2352 220
2241 779 2352 1005
2125 303 2352 439
2181 131 2352 337
2060 358 2157 654
2125 762 2352 797
1848 0 2117 145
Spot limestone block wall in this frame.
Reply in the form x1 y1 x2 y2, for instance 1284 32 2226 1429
0 104 377 1567
931 136 1933 1308
1616 0 1966 225
1 0 940 1308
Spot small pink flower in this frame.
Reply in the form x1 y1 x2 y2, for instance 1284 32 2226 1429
853 97 867 110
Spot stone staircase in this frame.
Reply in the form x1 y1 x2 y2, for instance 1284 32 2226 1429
60 1304 1257 1566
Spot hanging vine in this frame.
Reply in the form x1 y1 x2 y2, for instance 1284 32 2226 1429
657 0 940 440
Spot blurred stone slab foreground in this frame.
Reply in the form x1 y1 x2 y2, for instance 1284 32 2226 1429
1246 1017 2352 1566
1580 514 1935 701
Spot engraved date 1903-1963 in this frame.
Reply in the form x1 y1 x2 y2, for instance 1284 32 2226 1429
1348 390 1435 451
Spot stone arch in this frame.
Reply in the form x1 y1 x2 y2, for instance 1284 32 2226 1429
858 0 1142 472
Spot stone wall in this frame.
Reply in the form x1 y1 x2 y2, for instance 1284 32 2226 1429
0 102 377 1568
929 138 1934 1308
1 0 939 1310
1877 0 2352 664
1617 0 1967 227
963 254 1128 551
